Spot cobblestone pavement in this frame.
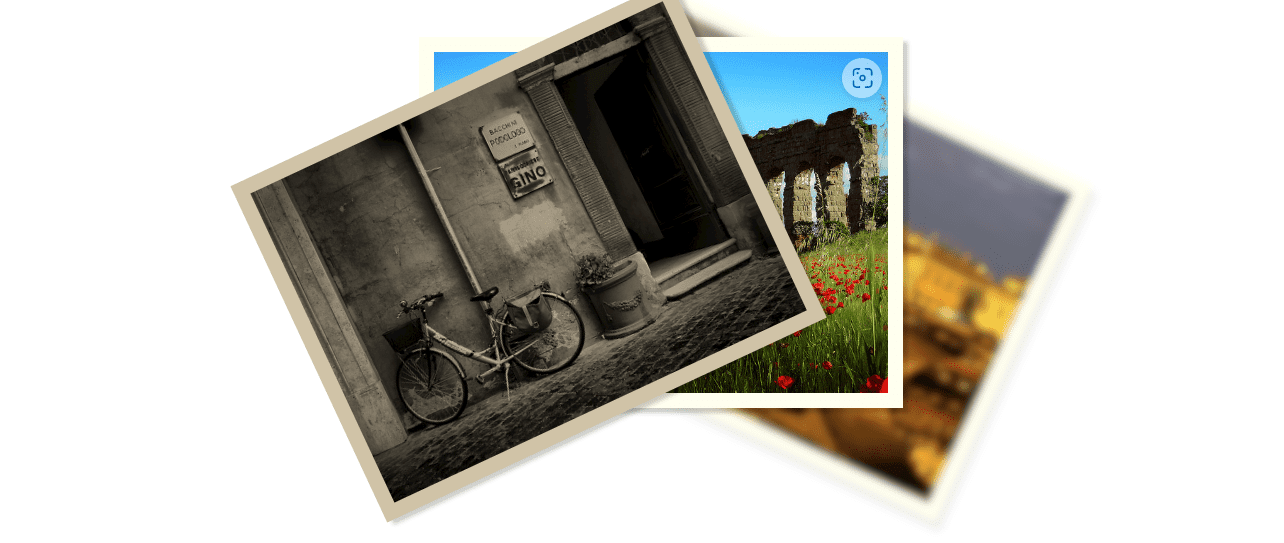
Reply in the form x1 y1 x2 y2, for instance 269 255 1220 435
376 254 806 501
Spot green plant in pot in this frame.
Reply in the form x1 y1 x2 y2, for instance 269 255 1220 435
574 253 659 339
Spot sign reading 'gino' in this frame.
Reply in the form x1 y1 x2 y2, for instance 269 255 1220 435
481 112 552 199
482 112 534 160
497 147 552 198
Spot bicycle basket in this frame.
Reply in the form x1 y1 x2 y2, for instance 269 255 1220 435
382 319 425 355
505 288 552 333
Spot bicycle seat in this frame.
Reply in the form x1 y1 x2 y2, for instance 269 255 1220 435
470 286 500 302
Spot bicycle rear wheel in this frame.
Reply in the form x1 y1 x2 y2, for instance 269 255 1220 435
397 349 468 424
503 294 585 373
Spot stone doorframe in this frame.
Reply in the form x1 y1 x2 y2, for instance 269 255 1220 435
516 9 748 262
254 182 408 455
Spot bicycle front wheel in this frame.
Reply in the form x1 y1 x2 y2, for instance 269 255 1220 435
397 349 468 424
503 294 585 373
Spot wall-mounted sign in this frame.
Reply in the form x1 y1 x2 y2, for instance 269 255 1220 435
481 112 534 161
497 147 553 199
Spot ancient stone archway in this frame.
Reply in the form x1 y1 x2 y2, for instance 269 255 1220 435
742 108 880 240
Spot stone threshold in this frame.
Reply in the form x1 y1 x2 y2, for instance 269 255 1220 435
650 239 738 288
661 249 753 300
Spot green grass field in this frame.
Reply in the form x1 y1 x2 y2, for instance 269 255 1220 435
672 227 890 393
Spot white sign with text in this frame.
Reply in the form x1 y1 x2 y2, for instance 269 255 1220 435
481 112 534 160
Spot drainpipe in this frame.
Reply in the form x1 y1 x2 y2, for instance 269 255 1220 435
398 124 489 312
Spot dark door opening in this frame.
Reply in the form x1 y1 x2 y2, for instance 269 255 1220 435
581 51 727 261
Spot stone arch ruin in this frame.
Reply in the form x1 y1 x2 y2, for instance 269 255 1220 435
742 108 880 241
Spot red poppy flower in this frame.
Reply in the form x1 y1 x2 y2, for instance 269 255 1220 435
864 279 871 286
822 361 833 370
826 306 837 315
860 375 886 393
862 293 872 302
776 375 794 389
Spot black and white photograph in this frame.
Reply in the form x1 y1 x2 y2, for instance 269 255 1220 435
232 0 819 519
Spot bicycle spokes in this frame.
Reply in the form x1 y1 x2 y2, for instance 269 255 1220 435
397 352 467 424
503 297 584 374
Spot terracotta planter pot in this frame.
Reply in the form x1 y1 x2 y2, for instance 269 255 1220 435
582 259 659 339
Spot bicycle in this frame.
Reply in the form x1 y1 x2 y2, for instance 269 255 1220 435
382 283 585 424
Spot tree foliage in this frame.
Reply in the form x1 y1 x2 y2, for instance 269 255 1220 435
862 175 889 229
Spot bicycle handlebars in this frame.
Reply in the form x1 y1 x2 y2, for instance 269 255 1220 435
397 292 444 316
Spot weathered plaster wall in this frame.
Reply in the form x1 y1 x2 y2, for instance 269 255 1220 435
284 73 609 418
405 74 608 311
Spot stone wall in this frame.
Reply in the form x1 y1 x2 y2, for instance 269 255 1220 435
742 108 880 239
277 73 609 424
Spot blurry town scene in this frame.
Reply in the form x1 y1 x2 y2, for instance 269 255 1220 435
745 118 1069 493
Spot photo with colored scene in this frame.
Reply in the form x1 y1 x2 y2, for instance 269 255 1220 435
436 51 891 394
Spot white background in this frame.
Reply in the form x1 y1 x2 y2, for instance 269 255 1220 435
3 0 1280 540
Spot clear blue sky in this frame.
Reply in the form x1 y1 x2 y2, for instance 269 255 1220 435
435 51 890 181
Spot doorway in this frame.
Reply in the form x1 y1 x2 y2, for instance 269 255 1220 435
556 49 728 262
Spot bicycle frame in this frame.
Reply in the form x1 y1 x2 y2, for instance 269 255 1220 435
403 291 569 384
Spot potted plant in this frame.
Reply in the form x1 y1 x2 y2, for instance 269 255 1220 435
575 253 658 339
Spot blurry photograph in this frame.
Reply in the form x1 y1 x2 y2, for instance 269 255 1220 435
422 37 904 407
233 1 819 520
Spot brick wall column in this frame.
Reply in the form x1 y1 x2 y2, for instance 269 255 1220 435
782 165 813 243
858 126 881 230
517 63 634 261
816 160 849 227
763 170 785 221
630 15 747 208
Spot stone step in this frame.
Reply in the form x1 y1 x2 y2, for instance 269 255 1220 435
652 238 740 292
662 249 753 300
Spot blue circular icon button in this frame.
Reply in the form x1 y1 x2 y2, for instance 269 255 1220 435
842 58 882 99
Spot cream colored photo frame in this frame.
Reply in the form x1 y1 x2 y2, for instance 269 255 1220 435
232 1 821 520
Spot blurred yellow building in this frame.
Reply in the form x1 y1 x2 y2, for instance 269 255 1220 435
904 228 1023 341
747 230 1031 492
